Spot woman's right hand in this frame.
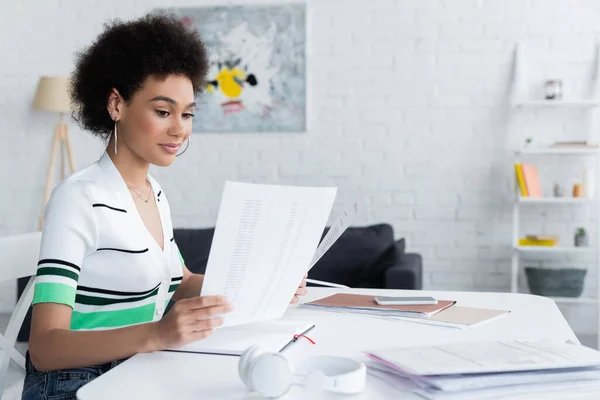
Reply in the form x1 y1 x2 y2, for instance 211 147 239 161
149 295 232 351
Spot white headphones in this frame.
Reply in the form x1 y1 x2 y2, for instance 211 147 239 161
238 345 367 398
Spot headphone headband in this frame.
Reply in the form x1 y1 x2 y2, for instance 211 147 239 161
239 346 366 398
294 355 367 394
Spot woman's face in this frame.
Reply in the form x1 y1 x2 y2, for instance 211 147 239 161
109 74 196 167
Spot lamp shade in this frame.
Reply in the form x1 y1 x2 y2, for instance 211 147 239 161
32 76 72 113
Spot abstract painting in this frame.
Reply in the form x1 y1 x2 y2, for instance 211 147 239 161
154 3 306 133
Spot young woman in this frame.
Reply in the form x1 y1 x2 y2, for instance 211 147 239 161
22 14 307 400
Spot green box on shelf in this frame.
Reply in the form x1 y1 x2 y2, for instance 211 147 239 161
525 267 587 298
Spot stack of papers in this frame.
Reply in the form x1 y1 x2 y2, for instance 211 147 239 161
301 294 509 329
399 306 511 330
301 293 456 318
366 340 600 399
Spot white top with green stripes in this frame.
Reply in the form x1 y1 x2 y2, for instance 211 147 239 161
33 151 184 331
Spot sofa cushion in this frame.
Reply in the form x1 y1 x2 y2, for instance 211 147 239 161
309 224 395 287
362 238 405 288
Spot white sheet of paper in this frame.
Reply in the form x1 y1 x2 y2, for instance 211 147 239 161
367 363 600 400
200 181 337 327
370 340 600 376
172 319 314 355
309 201 359 269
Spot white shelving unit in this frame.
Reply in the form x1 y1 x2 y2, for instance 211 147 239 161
515 246 598 254
519 197 597 204
510 42 600 349
515 100 600 108
517 148 600 155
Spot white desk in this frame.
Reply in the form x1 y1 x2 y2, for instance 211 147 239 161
77 288 581 400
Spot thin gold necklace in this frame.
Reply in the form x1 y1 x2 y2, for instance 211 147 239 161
127 178 152 203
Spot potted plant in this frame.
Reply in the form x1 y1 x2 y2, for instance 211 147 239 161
574 227 588 247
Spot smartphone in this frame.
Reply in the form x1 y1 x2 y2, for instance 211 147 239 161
374 296 438 306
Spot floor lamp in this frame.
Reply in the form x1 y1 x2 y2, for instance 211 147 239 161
33 76 76 230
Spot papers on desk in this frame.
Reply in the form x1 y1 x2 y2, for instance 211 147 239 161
398 306 511 330
302 293 456 318
169 319 314 356
200 181 359 328
366 340 600 399
301 294 509 330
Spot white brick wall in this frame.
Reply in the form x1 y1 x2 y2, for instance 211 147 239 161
2 0 600 335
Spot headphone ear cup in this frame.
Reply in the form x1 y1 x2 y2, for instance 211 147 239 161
238 345 270 390
249 353 294 398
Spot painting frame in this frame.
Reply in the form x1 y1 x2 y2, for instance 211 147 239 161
154 2 307 134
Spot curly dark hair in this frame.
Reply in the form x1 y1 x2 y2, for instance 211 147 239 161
70 13 209 140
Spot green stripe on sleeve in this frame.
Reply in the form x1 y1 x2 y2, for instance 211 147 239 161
32 282 76 307
168 283 180 293
37 267 79 282
70 303 156 330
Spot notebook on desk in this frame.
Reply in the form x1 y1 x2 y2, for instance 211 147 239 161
302 293 456 318
166 319 315 356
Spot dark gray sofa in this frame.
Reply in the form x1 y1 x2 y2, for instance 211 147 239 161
174 223 422 290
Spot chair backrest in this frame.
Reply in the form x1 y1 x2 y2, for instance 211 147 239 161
0 231 41 397
0 232 41 282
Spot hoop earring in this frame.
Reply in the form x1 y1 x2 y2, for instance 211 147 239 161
114 120 118 155
176 137 190 157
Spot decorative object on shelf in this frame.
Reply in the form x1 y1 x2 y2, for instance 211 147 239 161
550 141 599 149
525 267 586 297
575 228 589 247
515 163 544 197
521 164 542 197
583 168 596 199
515 163 528 197
544 79 563 100
573 183 583 198
153 3 307 133
553 183 564 197
519 235 559 247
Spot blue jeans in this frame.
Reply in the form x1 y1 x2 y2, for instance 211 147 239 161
21 351 126 400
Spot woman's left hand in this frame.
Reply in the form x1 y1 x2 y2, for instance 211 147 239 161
291 273 308 304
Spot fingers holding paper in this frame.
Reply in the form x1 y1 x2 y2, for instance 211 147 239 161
291 273 308 304
150 295 233 350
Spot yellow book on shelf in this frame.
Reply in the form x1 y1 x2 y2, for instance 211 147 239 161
515 163 528 197
519 236 559 247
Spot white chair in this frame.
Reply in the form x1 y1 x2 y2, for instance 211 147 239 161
0 232 41 399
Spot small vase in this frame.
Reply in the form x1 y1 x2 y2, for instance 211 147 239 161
553 183 564 197
575 231 588 247
544 80 563 100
